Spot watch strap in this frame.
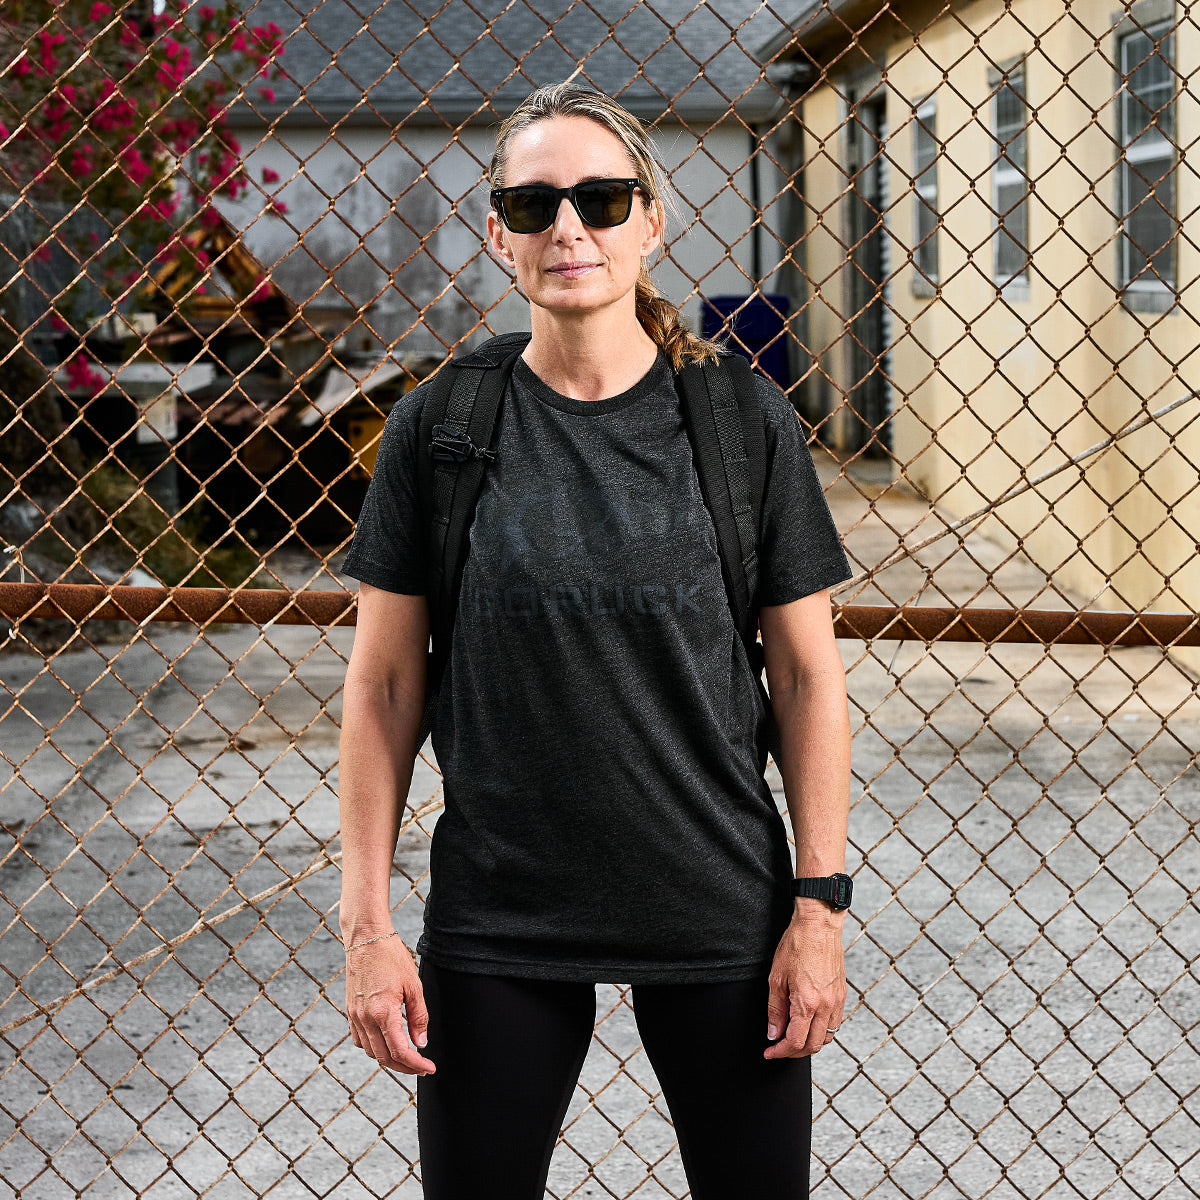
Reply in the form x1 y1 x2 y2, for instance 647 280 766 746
792 873 853 910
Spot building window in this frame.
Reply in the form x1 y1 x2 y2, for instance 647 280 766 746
990 63 1030 289
912 97 938 287
1118 20 1176 293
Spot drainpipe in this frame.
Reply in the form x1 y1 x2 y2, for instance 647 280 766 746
749 126 763 285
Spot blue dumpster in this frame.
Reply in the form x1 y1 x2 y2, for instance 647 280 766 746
700 293 792 388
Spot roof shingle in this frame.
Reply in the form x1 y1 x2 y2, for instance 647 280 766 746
227 0 802 125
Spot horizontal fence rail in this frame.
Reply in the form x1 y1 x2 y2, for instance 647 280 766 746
3 582 1200 648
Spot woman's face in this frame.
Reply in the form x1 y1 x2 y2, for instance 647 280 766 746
487 115 663 320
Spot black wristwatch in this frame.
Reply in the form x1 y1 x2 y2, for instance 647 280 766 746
792 873 853 911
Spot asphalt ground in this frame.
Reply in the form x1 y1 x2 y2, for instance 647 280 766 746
0 464 1197 1199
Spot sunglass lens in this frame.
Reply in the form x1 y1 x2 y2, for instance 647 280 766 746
576 181 632 227
503 187 556 233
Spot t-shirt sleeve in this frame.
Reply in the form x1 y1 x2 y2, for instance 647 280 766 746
340 381 429 595
754 374 852 606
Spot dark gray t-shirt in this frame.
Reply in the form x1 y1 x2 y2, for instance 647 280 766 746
342 351 851 983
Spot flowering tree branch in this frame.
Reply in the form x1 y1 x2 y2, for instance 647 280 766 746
1 0 285 391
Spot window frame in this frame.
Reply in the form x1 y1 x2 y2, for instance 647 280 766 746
1115 16 1177 304
911 94 939 294
988 59 1031 296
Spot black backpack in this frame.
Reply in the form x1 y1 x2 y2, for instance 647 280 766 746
414 331 782 767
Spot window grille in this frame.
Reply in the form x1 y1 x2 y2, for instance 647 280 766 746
1117 19 1177 293
990 62 1031 288
912 96 938 287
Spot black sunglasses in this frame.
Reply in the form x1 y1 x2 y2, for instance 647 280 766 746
490 177 647 234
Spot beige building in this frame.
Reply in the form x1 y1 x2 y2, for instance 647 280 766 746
776 0 1199 617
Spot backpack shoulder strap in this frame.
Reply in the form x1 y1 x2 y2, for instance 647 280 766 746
675 351 764 652
677 352 780 767
733 355 767 549
416 331 530 739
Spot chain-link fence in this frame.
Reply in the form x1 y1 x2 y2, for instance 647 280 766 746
2 0 1198 1196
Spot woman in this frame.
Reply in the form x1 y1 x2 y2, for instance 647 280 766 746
339 81 852 1199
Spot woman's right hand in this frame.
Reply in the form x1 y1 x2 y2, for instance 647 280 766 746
345 934 436 1075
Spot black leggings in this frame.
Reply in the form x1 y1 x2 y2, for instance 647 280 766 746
416 961 812 1199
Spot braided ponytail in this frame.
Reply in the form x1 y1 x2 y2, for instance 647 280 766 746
634 265 722 370
492 82 725 370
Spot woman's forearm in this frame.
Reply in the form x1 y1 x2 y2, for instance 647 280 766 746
338 663 425 941
770 663 851 879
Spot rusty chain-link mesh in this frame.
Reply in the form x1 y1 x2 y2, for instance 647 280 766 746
2 0 1199 1196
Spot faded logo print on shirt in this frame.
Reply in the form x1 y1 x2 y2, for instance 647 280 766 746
466 475 712 620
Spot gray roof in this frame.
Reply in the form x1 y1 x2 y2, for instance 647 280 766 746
756 0 956 65
227 0 811 125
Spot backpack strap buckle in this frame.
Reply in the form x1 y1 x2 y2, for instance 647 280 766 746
431 423 497 464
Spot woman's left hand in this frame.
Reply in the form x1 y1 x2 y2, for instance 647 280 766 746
763 900 847 1059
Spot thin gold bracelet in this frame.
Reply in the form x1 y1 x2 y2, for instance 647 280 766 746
346 931 399 952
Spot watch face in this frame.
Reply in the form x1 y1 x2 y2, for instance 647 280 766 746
833 873 853 909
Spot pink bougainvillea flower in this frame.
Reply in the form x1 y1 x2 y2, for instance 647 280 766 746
121 147 153 186
38 31 66 73
64 353 106 398
88 1 110 20
138 196 179 223
258 87 276 103
261 166 280 184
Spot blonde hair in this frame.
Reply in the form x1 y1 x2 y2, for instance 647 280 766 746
489 82 722 369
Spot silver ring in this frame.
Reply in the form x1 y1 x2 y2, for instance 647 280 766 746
826 1027 839 1034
